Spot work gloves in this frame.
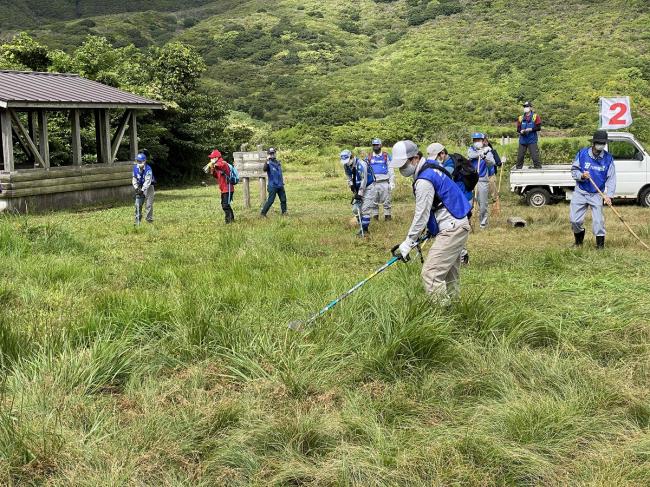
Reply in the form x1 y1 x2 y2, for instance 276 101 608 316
135 189 144 197
397 237 416 260
389 182 395 191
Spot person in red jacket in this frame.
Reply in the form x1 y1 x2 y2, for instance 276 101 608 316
207 149 235 224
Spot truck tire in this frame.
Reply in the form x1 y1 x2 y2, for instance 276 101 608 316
639 186 650 208
525 188 551 207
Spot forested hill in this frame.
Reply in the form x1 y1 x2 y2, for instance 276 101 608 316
2 0 650 146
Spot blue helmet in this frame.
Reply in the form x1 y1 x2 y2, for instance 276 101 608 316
135 153 147 163
371 138 382 146
471 132 485 140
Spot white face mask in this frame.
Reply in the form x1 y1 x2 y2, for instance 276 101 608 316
524 107 531 114
594 144 606 152
400 162 416 177
138 163 145 169
473 141 483 150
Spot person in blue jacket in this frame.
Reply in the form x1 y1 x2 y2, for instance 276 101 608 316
515 101 542 169
436 145 473 264
132 152 155 225
261 148 287 217
569 130 616 249
467 132 495 229
341 149 374 236
390 140 472 302
365 138 395 221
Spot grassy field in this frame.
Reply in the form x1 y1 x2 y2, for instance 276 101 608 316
1 161 650 485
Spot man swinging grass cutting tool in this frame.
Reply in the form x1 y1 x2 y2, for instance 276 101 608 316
569 130 616 249
390 140 472 302
341 149 374 237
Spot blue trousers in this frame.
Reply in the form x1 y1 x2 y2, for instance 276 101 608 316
261 186 287 215
570 189 606 236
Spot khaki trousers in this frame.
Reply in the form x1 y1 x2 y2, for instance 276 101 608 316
421 222 471 300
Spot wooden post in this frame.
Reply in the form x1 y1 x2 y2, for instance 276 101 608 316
94 109 102 163
71 109 82 166
259 177 267 204
38 110 50 169
129 111 138 161
1 109 14 172
101 109 111 164
243 177 251 208
95 109 111 164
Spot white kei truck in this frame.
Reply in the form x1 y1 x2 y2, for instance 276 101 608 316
510 132 650 207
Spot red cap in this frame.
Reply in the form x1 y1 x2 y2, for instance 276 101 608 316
208 149 221 159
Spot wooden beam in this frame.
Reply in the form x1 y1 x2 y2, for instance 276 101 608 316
12 125 31 159
129 111 138 161
37 110 50 168
94 109 102 164
1 109 14 172
8 109 46 168
99 109 111 164
110 110 131 162
71 109 82 166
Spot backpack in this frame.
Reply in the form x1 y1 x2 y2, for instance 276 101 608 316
220 162 240 185
449 153 479 192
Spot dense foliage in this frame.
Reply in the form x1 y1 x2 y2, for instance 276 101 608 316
0 34 242 180
1 0 650 164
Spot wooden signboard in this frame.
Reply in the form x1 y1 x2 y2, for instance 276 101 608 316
233 150 267 208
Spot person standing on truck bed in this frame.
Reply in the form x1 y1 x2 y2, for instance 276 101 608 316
569 130 616 249
515 101 542 169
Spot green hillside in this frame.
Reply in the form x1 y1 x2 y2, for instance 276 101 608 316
4 0 649 147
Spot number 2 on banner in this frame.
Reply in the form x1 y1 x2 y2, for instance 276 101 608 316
609 103 628 125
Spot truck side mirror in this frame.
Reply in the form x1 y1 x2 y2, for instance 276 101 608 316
634 152 644 161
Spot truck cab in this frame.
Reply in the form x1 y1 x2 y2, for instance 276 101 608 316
510 132 650 207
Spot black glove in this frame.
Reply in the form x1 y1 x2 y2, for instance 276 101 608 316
353 194 363 204
135 189 144 197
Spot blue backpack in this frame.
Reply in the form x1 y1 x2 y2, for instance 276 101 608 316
220 162 239 185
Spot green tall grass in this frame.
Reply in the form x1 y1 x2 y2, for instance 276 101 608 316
0 165 649 485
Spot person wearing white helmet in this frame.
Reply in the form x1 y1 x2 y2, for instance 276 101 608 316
467 132 496 229
365 138 395 221
390 140 472 301
340 149 374 236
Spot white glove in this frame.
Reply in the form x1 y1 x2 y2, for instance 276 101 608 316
389 182 395 191
399 238 416 260
482 147 492 155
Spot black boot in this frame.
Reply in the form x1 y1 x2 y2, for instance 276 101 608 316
573 230 585 247
385 215 392 221
596 235 605 249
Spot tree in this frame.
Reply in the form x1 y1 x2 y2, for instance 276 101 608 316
0 33 51 71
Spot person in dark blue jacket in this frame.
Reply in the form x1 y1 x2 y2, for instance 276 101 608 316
261 148 287 217
132 152 155 225
515 101 542 169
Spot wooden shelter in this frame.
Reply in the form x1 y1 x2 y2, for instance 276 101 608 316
0 70 163 213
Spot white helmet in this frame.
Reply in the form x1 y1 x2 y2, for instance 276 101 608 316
426 143 445 159
389 140 419 168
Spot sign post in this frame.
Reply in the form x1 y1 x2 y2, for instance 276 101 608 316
233 150 267 209
599 97 632 130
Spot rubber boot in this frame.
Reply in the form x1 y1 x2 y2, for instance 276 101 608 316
596 235 605 249
573 230 585 247
384 215 392 221
356 228 369 238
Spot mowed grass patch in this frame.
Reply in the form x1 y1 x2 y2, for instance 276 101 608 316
1 169 649 485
